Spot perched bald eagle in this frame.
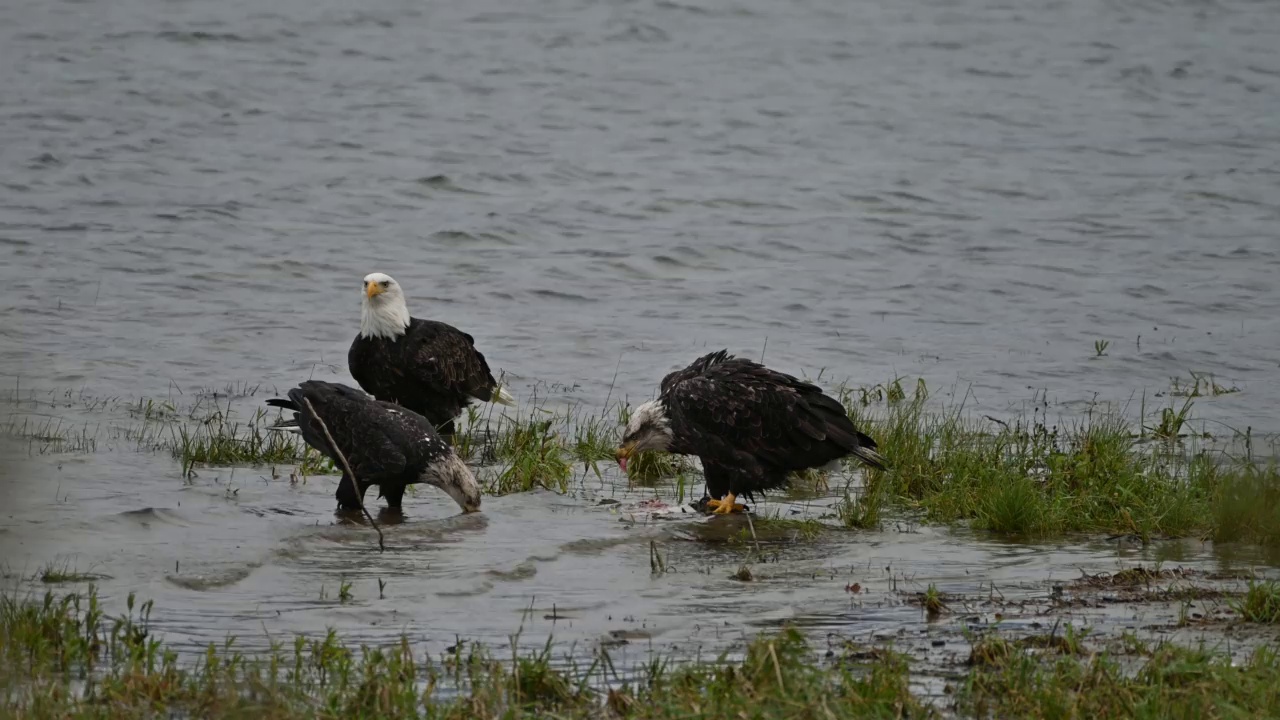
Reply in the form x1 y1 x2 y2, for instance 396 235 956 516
267 380 481 513
615 350 885 514
348 273 514 438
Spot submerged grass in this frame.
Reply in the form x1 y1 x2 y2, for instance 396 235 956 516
6 377 1280 545
8 588 1280 719
37 561 106 585
173 404 307 477
1 388 311 473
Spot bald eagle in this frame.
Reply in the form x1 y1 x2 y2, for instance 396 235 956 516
267 380 481 513
615 350 885 514
348 273 514 438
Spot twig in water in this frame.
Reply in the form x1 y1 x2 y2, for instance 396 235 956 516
649 540 666 574
301 397 384 552
744 511 763 558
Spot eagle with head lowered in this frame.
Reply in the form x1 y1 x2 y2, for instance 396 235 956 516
348 273 514 439
615 350 885 514
267 381 481 514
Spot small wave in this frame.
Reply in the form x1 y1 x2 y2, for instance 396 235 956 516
605 22 670 43
561 249 627 259
487 561 537 581
963 68 1024 79
415 175 486 195
436 581 494 597
28 153 62 168
559 536 636 556
116 507 190 528
166 565 256 591
530 289 592 302
1188 191 1263 207
156 30 251 44
1124 284 1169 299
429 230 479 244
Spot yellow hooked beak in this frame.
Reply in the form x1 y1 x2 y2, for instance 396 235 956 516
615 443 635 473
365 282 384 299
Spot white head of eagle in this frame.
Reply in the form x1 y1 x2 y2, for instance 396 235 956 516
360 272 412 340
615 400 673 472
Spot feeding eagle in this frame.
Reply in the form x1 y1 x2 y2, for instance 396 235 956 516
348 272 514 438
267 381 482 513
615 350 885 514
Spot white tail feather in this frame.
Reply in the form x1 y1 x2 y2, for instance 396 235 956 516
493 385 516 407
268 423 302 434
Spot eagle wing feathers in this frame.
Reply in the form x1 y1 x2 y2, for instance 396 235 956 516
404 322 497 402
661 351 880 483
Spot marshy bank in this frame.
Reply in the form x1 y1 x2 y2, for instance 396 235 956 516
2 375 1279 708
6 375 1276 543
5 583 1280 718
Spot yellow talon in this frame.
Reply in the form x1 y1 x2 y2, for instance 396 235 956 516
707 493 745 514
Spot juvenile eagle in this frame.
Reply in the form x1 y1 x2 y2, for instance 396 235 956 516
615 350 885 514
348 272 514 438
267 381 481 513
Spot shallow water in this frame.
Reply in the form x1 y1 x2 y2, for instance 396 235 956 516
4 426 1279 678
3 0 1280 675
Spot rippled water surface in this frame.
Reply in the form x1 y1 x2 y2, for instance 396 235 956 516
2 0 1280 671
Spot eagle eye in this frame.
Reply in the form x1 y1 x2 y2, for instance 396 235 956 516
381 281 390 288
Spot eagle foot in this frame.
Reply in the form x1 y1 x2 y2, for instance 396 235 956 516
706 493 746 515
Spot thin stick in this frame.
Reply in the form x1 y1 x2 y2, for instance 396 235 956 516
302 397 384 552
767 641 786 692
744 510 762 558
601 353 622 413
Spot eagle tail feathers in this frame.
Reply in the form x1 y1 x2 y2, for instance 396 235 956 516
493 385 516 407
266 396 305 433
851 445 886 471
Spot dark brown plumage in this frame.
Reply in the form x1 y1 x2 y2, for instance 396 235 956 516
619 350 885 513
349 318 506 436
266 380 481 513
349 273 513 438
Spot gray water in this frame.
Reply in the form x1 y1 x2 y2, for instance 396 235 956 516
2 0 1280 675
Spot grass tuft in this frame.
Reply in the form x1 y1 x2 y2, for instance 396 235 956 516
1170 371 1241 398
1234 580 1280 623
173 403 308 476
962 640 1280 719
37 561 105 585
488 416 573 495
